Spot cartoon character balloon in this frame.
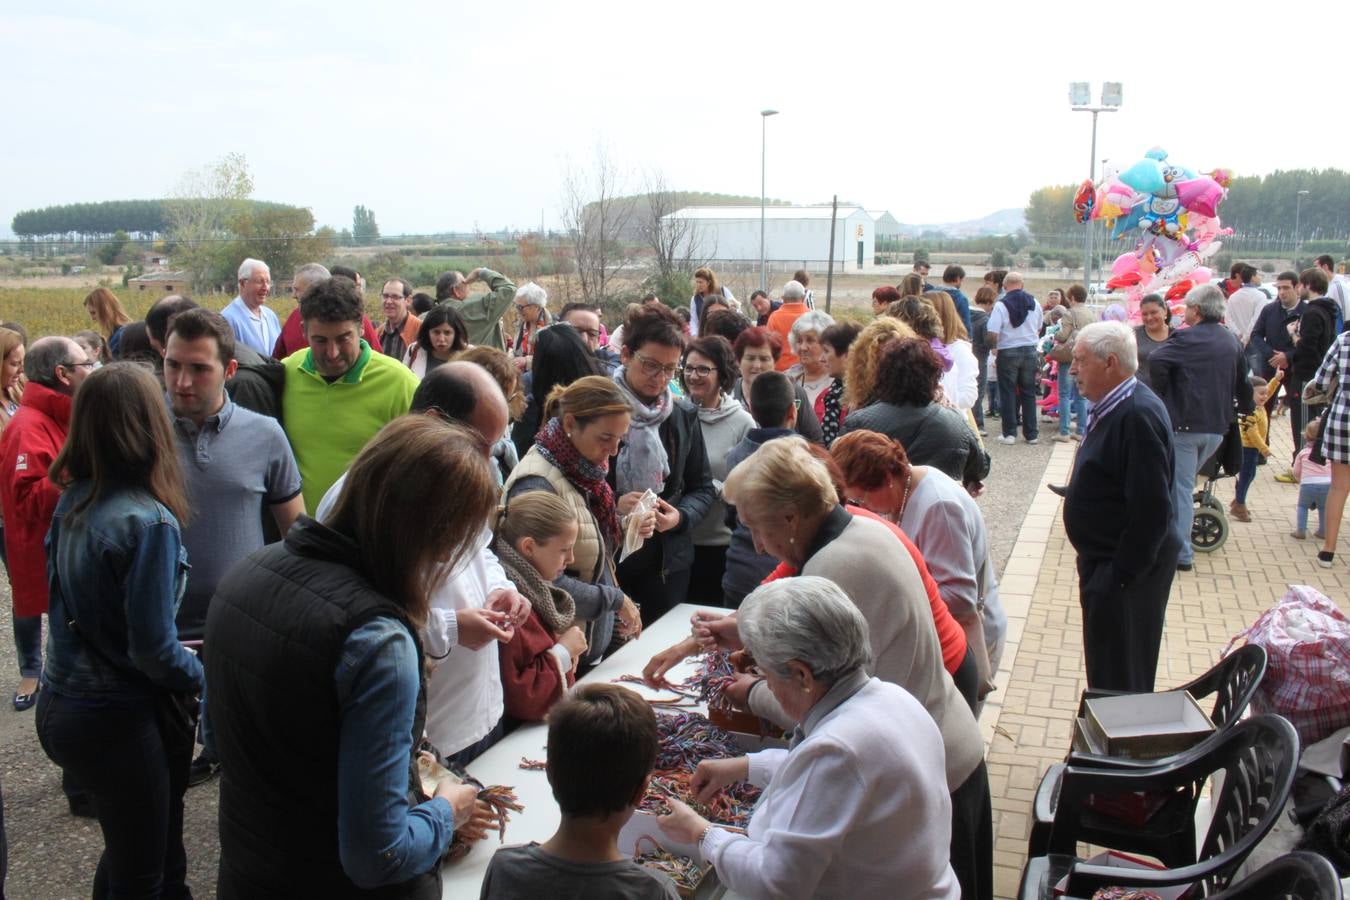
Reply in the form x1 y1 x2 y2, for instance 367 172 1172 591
1076 146 1232 322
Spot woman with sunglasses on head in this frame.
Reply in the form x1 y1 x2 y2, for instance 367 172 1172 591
679 336 754 604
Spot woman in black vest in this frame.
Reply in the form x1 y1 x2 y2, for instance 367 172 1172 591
206 416 499 898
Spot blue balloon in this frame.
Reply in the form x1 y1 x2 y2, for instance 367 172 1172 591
1119 159 1167 195
1111 203 1146 241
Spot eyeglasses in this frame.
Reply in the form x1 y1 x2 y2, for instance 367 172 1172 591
513 303 533 312
682 364 716 379
61 360 96 370
635 351 679 377
573 328 601 339
380 292 405 301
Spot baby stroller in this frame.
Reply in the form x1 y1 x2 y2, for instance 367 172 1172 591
1191 423 1243 553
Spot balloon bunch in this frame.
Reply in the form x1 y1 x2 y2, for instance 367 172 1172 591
1075 147 1234 322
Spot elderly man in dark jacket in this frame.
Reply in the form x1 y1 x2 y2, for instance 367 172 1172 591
1149 284 1254 571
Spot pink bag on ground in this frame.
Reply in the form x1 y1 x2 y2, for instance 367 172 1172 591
1227 585 1350 744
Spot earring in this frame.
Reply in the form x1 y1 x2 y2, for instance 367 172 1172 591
567 432 573 438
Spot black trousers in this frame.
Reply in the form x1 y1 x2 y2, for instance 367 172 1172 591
686 545 728 606
1075 533 1180 693
37 691 194 899
950 760 993 900
617 541 692 628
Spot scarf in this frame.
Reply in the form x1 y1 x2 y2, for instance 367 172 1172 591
534 416 621 549
492 535 576 635
999 289 1037 328
612 367 674 495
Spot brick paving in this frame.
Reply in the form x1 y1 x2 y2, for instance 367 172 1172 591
979 414 1350 899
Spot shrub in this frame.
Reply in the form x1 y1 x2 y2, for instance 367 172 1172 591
990 248 1012 268
1029 253 1046 270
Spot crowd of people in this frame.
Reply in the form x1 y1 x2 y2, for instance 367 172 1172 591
0 249 1346 899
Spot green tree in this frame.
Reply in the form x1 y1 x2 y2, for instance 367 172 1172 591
97 230 130 265
1025 184 1079 237
352 205 380 245
222 206 331 290
912 248 930 266
167 152 255 290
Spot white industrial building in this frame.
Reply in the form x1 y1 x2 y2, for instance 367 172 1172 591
868 210 902 237
663 206 876 271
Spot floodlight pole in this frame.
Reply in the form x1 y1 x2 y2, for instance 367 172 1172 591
760 109 778 292
1071 87 1119 296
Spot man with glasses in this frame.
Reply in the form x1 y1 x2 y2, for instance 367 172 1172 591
378 277 421 361
0 337 96 808
560 301 619 372
434 266 517 350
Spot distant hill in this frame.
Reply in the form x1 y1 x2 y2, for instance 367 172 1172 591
896 208 1026 238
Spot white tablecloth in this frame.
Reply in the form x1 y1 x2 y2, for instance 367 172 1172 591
441 602 726 898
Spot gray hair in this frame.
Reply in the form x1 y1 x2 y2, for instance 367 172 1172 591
1003 271 1024 289
292 263 330 298
25 336 79 389
1075 321 1138 375
788 310 836 354
737 576 872 686
237 258 270 282
515 282 548 307
781 280 806 302
1184 283 1226 322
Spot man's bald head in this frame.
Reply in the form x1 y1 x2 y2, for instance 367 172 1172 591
410 360 508 446
26 336 91 393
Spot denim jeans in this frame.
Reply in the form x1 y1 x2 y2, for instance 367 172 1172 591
974 355 989 428
1235 447 1261 503
1298 482 1330 534
996 346 1039 439
1057 365 1086 436
1172 431 1224 565
13 614 42 680
37 690 192 899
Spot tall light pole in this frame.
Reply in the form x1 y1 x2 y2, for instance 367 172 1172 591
1070 82 1122 296
1294 189 1310 269
760 108 779 292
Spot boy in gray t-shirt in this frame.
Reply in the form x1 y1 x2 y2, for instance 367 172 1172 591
478 684 679 900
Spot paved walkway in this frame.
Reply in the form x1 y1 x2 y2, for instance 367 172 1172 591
979 415 1350 898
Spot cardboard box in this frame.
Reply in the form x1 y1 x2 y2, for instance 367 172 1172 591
1052 850 1190 898
1083 691 1215 759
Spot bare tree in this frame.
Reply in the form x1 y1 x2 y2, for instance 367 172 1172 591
638 169 715 285
166 152 254 290
560 145 632 306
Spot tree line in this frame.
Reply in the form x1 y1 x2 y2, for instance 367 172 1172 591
11 197 314 241
1025 168 1350 247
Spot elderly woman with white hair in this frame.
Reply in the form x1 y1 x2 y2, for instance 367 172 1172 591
787 309 836 417
694 436 991 899
509 281 550 372
658 576 959 900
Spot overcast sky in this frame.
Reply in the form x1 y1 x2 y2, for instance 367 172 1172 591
4 0 1346 238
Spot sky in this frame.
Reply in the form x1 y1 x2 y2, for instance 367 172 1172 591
4 0 1348 238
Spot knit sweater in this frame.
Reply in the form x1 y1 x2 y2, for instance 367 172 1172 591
282 341 418 513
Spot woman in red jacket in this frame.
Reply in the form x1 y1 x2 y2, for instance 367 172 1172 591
492 490 589 723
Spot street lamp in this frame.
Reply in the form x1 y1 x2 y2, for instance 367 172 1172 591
760 108 779 292
1070 82 1122 295
1294 189 1311 269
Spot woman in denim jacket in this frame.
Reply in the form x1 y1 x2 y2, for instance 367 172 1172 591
37 362 204 898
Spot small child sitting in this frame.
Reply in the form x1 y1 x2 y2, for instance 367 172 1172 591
1291 418 1332 541
479 683 680 899
492 491 589 723
1231 377 1270 522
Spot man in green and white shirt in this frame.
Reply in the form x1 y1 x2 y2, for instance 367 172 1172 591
281 276 418 513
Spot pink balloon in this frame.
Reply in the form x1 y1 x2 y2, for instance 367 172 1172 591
1177 177 1224 218
1192 267 1212 284
1111 252 1141 278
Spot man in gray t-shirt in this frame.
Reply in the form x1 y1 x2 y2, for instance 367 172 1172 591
165 310 304 642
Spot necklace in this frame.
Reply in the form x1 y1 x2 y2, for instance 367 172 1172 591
894 471 913 521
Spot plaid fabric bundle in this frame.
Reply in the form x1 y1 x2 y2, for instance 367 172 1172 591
1227 585 1350 744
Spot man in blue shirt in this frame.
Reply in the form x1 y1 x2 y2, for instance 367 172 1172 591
164 308 304 785
940 265 974 337
220 258 281 356
985 272 1044 444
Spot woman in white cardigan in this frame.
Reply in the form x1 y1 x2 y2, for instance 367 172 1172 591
658 577 958 900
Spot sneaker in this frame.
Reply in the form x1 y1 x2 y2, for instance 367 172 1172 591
1318 550 1335 568
1177 561 1193 572
978 428 988 437
188 752 221 787
1026 437 1040 445
1274 470 1296 484
997 435 1015 445
1052 434 1073 443
1290 530 1307 540
1071 433 1083 441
